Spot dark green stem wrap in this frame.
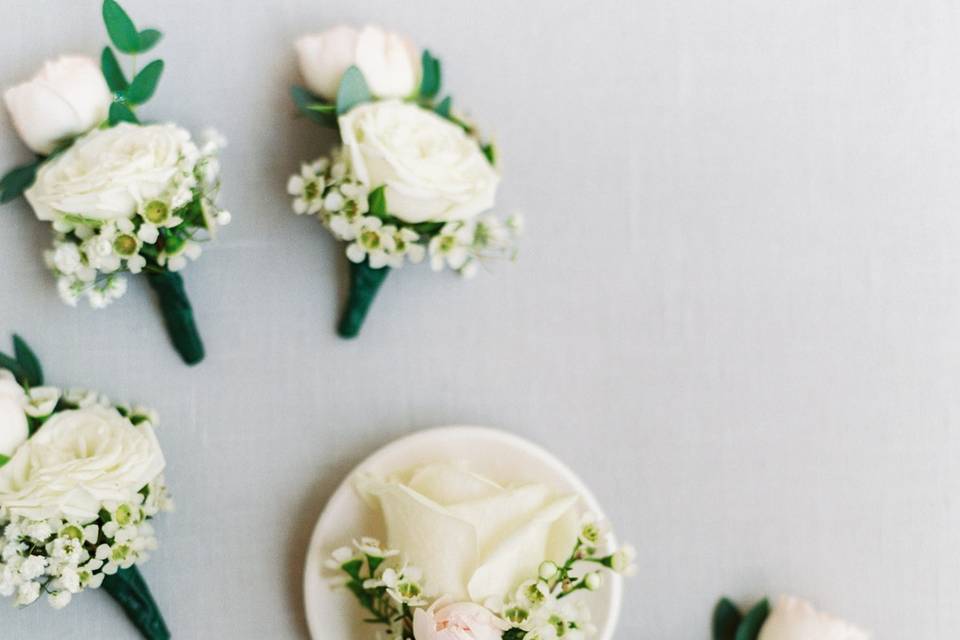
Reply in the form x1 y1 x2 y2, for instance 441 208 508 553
145 270 205 365
337 260 390 338
102 566 171 640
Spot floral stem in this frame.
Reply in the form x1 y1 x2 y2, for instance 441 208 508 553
145 270 205 365
337 259 390 338
102 566 170 640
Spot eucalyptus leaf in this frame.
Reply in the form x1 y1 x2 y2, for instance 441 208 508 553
712 598 743 640
13 335 43 387
291 86 339 127
735 599 770 640
137 28 162 52
0 353 27 385
419 50 442 99
0 161 40 204
367 186 387 217
336 66 373 116
102 0 140 54
126 60 164 104
435 95 452 118
101 47 128 92
109 101 139 126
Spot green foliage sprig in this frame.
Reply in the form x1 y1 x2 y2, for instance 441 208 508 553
0 334 43 389
101 0 165 125
713 597 771 640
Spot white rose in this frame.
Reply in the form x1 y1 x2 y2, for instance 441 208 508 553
296 25 420 101
25 122 195 222
358 462 577 602
340 100 499 224
0 371 28 458
759 597 871 640
3 56 112 155
0 406 165 521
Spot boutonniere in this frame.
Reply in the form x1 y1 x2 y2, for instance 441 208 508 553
0 335 173 640
288 26 522 338
712 595 870 640
1 0 231 365
321 456 633 639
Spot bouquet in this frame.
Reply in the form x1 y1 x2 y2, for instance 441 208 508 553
712 595 870 640
324 462 634 639
289 26 522 338
1 0 231 365
0 335 173 640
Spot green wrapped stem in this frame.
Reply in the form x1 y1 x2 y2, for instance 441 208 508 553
337 259 390 338
145 270 205 365
102 566 171 640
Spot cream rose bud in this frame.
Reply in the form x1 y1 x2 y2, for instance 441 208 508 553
340 100 499 224
25 122 196 222
0 406 165 521
0 371 28 458
413 598 510 640
358 462 578 602
4 56 112 155
296 25 420 101
759 597 871 640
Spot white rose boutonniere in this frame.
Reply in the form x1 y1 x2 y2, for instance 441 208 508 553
713 595 870 640
0 335 173 640
323 460 635 640
0 0 231 366
288 26 523 338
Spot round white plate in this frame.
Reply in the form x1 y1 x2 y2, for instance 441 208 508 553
303 425 623 639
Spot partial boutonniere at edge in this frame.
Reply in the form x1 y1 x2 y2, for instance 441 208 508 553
0 335 173 640
0 0 231 365
712 594 871 640
289 26 523 338
325 462 634 639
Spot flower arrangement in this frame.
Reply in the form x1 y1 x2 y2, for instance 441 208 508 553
324 462 633 639
0 335 173 640
712 595 870 640
0 0 230 365
289 26 522 338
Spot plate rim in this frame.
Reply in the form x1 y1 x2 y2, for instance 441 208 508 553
303 425 624 639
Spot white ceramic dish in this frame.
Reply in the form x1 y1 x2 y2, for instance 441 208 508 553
303 425 623 639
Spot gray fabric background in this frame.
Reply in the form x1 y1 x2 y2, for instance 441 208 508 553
1 0 957 637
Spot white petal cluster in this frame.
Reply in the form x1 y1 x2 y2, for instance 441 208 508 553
0 380 171 610
35 124 230 309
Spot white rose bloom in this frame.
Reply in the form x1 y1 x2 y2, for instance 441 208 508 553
0 371 28 458
357 462 578 602
759 597 870 640
0 406 165 522
3 56 112 155
296 25 420 101
340 100 499 224
25 122 196 222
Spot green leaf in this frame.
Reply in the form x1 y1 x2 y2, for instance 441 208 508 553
503 630 526 640
0 162 40 204
335 66 373 116
101 47 128 92
13 335 43 387
435 95 452 118
290 86 338 127
713 598 743 640
0 454 9 468
735 599 770 640
126 60 164 104
102 0 140 54
61 213 105 228
137 28 162 52
481 142 497 167
367 186 387 217
109 101 139 125
0 353 27 385
419 50 442 99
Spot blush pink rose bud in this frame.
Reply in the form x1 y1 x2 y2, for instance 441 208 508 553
413 599 510 640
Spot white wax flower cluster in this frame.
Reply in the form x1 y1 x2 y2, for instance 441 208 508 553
0 374 172 609
32 124 230 308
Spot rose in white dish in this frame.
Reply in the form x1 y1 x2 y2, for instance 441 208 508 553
3 56 111 155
